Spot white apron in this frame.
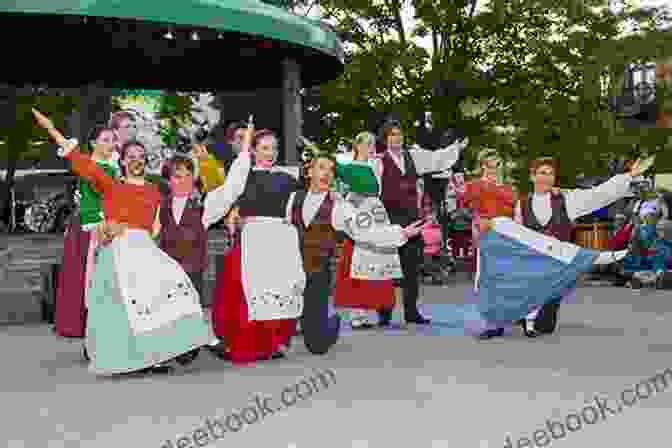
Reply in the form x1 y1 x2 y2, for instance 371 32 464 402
240 218 306 321
348 195 403 280
111 229 203 335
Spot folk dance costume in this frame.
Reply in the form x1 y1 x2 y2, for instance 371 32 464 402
454 217 627 338
55 155 120 338
513 172 635 337
206 150 305 364
333 154 402 328
462 178 516 286
59 142 213 375
377 141 464 325
158 155 225 310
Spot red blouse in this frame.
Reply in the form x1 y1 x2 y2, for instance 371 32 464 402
463 179 515 219
65 149 161 232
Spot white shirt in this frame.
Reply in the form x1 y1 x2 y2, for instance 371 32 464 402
172 197 188 225
516 174 633 226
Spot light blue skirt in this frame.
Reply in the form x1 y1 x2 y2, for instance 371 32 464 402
85 245 214 375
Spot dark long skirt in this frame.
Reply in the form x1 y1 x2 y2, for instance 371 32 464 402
54 213 89 338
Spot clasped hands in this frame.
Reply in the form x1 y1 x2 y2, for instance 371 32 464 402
402 219 431 239
96 220 127 245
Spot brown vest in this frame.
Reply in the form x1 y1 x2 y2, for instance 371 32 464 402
291 191 336 274
159 195 208 273
380 150 419 225
521 193 573 242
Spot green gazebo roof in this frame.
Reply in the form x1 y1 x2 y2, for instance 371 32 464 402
0 0 345 89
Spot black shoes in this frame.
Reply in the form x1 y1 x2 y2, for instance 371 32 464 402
406 314 431 325
205 343 231 361
377 309 431 326
520 320 542 338
82 345 90 361
477 328 504 339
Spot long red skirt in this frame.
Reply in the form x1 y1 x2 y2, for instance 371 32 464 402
211 242 296 364
54 215 89 338
333 239 396 310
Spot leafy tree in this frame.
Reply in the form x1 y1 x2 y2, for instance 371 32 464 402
0 87 79 222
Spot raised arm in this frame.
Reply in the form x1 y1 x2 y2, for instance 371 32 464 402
408 138 467 175
202 150 251 229
32 108 115 196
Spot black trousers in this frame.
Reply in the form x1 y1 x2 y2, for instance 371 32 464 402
534 302 560 333
300 259 341 355
379 235 423 322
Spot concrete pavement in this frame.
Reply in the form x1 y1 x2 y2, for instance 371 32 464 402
1 283 672 448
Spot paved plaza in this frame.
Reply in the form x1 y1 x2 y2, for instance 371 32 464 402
1 281 671 448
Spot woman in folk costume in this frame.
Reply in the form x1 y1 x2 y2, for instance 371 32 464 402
474 156 653 339
289 153 424 353
206 120 305 364
54 125 120 359
34 109 214 375
325 132 404 329
461 156 517 277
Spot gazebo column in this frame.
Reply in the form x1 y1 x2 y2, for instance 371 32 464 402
282 58 301 166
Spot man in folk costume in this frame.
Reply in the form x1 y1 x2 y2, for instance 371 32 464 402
493 156 653 339
376 120 467 326
158 148 225 311
34 109 214 375
290 153 425 353
54 125 121 362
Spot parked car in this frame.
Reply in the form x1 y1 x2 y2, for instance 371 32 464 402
0 169 76 233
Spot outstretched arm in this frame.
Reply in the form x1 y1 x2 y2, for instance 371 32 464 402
32 108 114 196
564 174 632 221
202 151 251 229
408 138 467 175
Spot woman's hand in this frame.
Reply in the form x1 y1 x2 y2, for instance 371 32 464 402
32 108 66 147
479 218 493 234
402 219 426 239
97 220 127 245
629 156 655 177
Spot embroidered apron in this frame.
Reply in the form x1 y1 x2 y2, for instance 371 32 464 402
347 195 403 280
111 229 203 335
240 217 306 321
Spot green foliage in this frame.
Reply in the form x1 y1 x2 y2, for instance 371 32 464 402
303 0 671 192
0 88 79 162
155 92 200 149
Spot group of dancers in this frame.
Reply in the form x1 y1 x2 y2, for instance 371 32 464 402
31 107 652 376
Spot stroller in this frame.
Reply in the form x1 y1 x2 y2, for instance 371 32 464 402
609 197 672 289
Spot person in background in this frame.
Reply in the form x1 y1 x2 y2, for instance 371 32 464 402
55 125 121 362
